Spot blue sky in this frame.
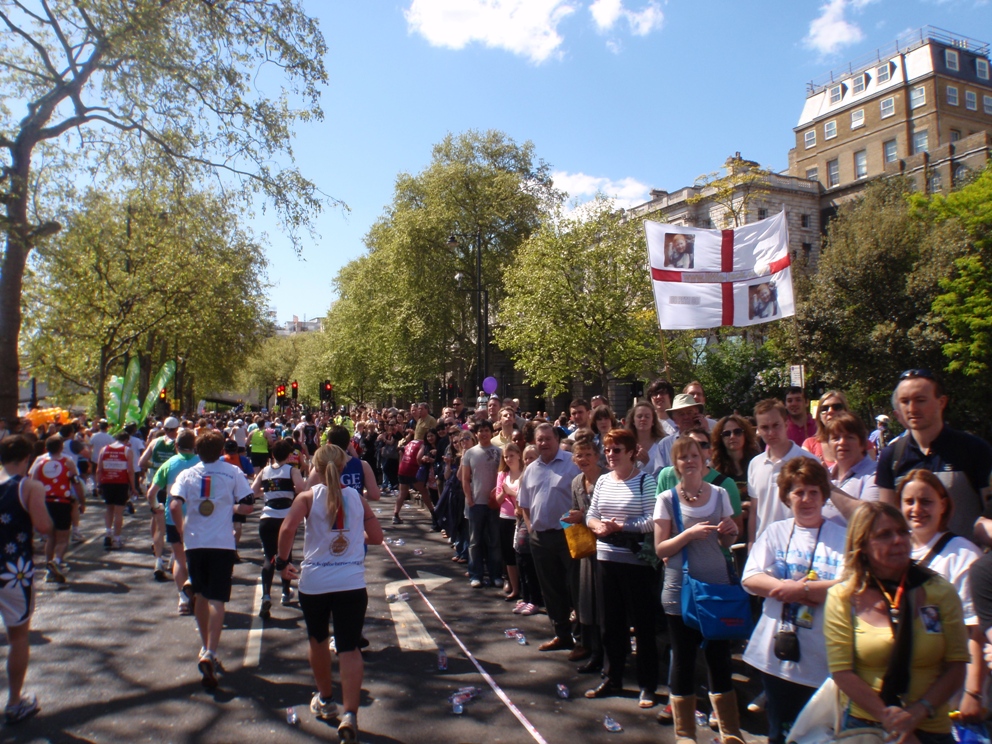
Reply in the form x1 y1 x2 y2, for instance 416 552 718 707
263 0 992 322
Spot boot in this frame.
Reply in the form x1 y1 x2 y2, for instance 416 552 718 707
670 694 697 744
709 690 745 744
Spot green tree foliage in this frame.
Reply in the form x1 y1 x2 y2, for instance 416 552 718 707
495 198 661 396
301 130 558 404
23 186 268 414
693 334 791 417
238 334 306 408
686 154 774 227
1 0 331 418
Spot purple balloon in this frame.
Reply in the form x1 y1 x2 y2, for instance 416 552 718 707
482 376 498 395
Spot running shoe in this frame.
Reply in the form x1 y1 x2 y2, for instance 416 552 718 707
125 501 136 515
55 559 70 573
337 711 358 743
181 581 194 601
469 579 482 588
198 650 218 689
281 589 293 606
5 693 39 724
153 561 167 582
260 595 271 619
103 535 112 550
71 529 84 543
310 692 339 720
110 537 123 551
178 599 192 615
391 515 402 525
45 561 65 584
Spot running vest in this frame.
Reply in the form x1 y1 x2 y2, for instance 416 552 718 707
147 436 176 476
98 442 131 485
340 456 364 494
0 476 34 571
260 463 295 519
35 454 74 503
249 429 269 454
299 483 366 594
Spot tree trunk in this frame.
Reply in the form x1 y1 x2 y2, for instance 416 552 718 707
0 148 33 421
95 346 108 416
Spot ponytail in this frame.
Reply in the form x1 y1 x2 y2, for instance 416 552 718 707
323 458 344 532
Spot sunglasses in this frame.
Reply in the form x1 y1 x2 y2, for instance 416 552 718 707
693 441 711 449
821 403 845 412
604 447 629 455
900 368 935 381
721 428 744 438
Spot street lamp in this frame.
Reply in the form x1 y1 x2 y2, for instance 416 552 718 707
449 236 489 393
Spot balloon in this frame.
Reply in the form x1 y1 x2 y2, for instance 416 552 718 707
482 376 498 395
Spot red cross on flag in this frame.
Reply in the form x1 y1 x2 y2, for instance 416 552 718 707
644 210 795 330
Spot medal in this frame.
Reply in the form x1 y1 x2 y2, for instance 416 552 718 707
330 503 348 555
198 475 214 516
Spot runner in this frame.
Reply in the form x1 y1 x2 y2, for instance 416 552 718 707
139 418 181 580
0 435 52 724
169 431 255 688
28 435 84 584
95 431 137 550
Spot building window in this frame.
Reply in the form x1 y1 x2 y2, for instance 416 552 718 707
851 109 865 128
913 130 929 154
804 130 816 149
881 97 895 118
945 49 959 71
947 85 959 106
978 58 990 80
929 172 942 193
802 242 813 259
806 167 818 182
854 150 868 179
966 90 977 110
984 95 992 114
757 208 768 220
883 139 898 163
827 159 840 187
853 74 866 94
824 120 837 139
801 214 810 228
829 84 843 104
877 62 892 83
955 165 970 183
910 86 926 109
951 129 961 142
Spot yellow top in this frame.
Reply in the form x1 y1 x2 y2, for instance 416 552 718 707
824 576 969 734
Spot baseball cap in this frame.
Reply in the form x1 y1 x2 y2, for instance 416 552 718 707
164 416 180 429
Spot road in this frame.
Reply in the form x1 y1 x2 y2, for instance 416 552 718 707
4 495 770 744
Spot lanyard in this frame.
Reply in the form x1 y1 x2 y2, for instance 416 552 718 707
873 572 907 631
783 520 824 579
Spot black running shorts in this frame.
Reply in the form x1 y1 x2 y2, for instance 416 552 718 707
185 548 236 603
298 588 368 650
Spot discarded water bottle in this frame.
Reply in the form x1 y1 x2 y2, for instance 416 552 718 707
516 632 527 645
603 713 623 732
452 699 464 715
952 722 992 744
695 710 709 729
556 683 569 699
504 628 521 638
386 592 410 603
393 538 406 546
285 706 299 726
437 646 448 671
384 537 393 544
413 549 424 556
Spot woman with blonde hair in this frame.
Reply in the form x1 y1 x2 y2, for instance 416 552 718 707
277 445 383 743
823 501 967 744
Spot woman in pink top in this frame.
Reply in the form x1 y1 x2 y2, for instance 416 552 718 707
495 443 523 601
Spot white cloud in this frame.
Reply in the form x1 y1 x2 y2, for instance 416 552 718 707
589 0 664 36
804 0 878 56
553 170 652 210
404 0 577 64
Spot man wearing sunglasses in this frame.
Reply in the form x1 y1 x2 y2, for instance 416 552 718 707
876 370 992 540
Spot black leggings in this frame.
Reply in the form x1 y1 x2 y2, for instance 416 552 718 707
259 517 292 597
666 612 734 696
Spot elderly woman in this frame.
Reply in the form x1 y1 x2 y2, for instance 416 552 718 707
823 413 879 527
654 436 742 744
824 502 968 744
584 429 658 708
741 458 847 744
899 470 985 722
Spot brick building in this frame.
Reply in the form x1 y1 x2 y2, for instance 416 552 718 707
788 26 992 213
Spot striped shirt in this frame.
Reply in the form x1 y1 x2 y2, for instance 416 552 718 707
586 471 657 565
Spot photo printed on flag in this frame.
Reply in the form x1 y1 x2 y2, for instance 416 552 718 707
644 210 795 331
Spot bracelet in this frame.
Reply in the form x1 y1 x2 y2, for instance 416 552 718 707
965 690 983 700
274 556 289 571
916 698 935 718
803 581 811 596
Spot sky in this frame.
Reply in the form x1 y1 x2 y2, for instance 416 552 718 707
262 0 992 323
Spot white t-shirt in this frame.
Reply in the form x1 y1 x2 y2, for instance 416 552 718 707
171 460 253 550
742 517 847 688
911 532 983 625
89 431 115 463
748 444 818 538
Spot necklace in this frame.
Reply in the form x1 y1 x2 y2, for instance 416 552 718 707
679 482 704 503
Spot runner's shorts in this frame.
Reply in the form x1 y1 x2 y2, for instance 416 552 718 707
100 483 130 507
299 588 368 651
186 548 236 603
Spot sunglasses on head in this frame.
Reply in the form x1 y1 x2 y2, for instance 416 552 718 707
899 368 935 381
721 428 744 438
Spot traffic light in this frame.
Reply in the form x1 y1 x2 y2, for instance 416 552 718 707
291 380 298 400
321 380 332 401
276 384 286 403
159 388 167 400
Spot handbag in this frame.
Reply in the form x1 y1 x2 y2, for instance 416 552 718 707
563 520 597 560
671 488 753 641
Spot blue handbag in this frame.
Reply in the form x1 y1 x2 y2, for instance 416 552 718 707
671 489 753 641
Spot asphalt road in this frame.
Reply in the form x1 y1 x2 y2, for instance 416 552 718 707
3 494 771 744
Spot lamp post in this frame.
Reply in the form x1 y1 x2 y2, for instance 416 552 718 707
450 235 488 393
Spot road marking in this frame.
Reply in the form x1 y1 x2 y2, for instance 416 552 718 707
382 545 549 744
385 572 451 651
243 578 264 668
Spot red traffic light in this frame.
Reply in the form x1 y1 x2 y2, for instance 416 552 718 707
291 381 298 390
159 388 167 400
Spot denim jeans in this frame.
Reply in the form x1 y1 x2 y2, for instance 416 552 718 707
468 504 502 582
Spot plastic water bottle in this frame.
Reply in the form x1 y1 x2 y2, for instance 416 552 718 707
516 632 527 645
556 683 570 699
285 706 298 726
952 722 991 744
437 646 448 671
772 557 788 579
695 710 709 729
393 538 406 546
413 548 424 556
603 713 623 732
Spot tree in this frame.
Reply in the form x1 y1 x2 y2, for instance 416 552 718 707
686 153 773 227
1 0 331 419
495 198 661 396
